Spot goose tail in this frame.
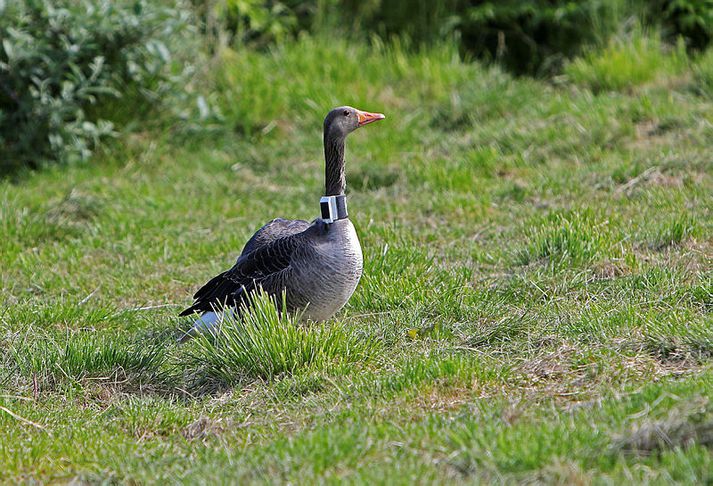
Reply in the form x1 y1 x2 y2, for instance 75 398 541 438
177 309 233 343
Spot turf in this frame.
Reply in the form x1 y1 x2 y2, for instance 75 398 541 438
1 36 711 483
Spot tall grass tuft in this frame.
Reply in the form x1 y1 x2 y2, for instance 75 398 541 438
186 291 375 386
566 29 687 92
693 48 713 97
642 314 713 362
517 211 614 268
653 213 697 249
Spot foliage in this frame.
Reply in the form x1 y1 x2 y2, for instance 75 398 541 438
211 0 620 74
459 1 629 75
219 0 298 45
0 0 191 173
335 0 462 44
456 1 713 74
193 0 317 47
648 0 713 49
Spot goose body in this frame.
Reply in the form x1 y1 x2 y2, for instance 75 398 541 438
180 107 383 340
291 218 363 321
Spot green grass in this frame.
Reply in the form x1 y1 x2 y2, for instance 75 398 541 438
8 329 166 389
565 29 688 92
1 35 712 483
693 48 713 98
515 210 619 268
185 291 376 387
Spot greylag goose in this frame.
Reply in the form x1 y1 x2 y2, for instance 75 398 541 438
179 106 385 340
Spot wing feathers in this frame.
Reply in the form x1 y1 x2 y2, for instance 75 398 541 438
180 219 311 317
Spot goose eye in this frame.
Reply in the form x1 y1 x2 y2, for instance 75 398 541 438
343 110 350 117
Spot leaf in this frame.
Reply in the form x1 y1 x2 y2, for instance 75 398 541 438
2 39 13 60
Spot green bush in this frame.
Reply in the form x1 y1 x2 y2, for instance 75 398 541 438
336 0 461 44
457 1 713 74
0 0 191 173
220 0 298 46
192 0 315 47
457 1 627 75
647 0 713 50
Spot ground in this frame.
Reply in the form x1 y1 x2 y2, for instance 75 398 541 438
1 38 711 483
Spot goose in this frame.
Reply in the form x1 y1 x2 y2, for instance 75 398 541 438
179 106 385 341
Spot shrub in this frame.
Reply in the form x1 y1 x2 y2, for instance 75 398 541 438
0 0 191 173
457 1 626 75
336 0 461 45
220 0 299 46
290 1 624 75
647 0 713 50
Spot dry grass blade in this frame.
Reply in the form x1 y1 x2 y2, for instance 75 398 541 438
0 405 45 430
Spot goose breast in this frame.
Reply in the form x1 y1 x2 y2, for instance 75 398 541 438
292 219 363 321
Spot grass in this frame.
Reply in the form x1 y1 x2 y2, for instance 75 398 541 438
565 28 688 92
0 33 712 483
693 48 713 98
515 210 618 268
185 291 375 387
8 329 166 389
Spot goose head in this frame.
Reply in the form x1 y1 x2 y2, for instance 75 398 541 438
324 106 385 140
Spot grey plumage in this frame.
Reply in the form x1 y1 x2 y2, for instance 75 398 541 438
179 106 383 338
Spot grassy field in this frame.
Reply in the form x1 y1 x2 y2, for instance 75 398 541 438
1 35 712 483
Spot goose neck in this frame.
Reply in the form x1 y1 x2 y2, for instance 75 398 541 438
324 133 346 196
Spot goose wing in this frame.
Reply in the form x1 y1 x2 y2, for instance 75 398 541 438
239 218 311 256
179 218 311 316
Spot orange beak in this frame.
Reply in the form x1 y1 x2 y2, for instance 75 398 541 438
356 109 385 127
